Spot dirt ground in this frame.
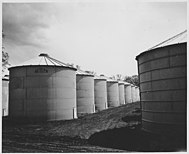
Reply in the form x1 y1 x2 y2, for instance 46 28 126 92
2 102 186 152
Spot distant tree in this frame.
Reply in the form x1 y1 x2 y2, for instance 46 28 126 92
131 75 139 86
124 75 139 86
2 31 10 73
116 74 124 81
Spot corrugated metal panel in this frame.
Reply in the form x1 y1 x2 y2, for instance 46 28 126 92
2 79 9 116
107 81 119 107
118 82 125 105
136 42 186 136
131 84 137 103
76 74 95 117
94 78 107 112
8 54 77 121
124 83 132 104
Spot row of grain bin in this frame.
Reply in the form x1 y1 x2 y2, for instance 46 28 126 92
4 53 140 121
136 30 187 137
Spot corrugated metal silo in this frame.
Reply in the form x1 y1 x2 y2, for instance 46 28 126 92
135 86 138 102
107 78 119 107
118 81 125 105
8 53 77 121
131 84 136 103
2 76 9 116
94 75 107 112
136 87 140 102
76 70 95 117
124 82 132 104
136 30 187 136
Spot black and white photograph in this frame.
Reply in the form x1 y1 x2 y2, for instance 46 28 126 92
2 0 187 152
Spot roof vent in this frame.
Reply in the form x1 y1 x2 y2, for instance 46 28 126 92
39 53 49 57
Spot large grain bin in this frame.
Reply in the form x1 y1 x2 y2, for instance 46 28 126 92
136 42 186 136
76 70 95 117
94 75 107 112
124 82 132 104
107 79 119 107
2 76 9 116
8 53 77 121
118 81 125 105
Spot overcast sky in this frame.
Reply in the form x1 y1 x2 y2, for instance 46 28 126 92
2 1 187 77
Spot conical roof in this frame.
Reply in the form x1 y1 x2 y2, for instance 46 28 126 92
9 53 76 70
124 81 131 85
94 74 107 80
136 30 187 60
118 80 125 84
101 75 118 82
76 68 94 76
2 74 9 80
147 30 187 51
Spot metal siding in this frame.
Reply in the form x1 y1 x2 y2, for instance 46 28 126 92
76 75 94 116
131 85 136 102
107 82 119 107
2 80 9 116
124 84 132 104
94 79 107 112
136 43 186 136
118 83 125 105
9 66 77 121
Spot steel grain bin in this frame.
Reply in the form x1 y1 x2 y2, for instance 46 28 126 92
136 42 186 136
124 82 132 104
94 76 107 112
9 53 77 121
135 86 139 102
2 77 9 116
107 79 119 107
136 87 140 102
131 84 136 103
76 70 95 116
118 81 125 105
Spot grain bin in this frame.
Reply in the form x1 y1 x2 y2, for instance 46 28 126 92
94 75 107 112
118 81 125 105
124 82 132 104
136 34 186 136
76 70 95 117
2 75 9 116
136 87 140 102
8 53 77 121
135 86 139 102
107 78 119 107
131 84 136 103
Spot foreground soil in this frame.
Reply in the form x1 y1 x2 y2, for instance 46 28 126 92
2 102 186 152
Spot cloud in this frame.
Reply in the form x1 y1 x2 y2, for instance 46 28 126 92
2 2 187 76
2 3 56 47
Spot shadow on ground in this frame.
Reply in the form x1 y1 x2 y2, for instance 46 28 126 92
89 123 186 152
